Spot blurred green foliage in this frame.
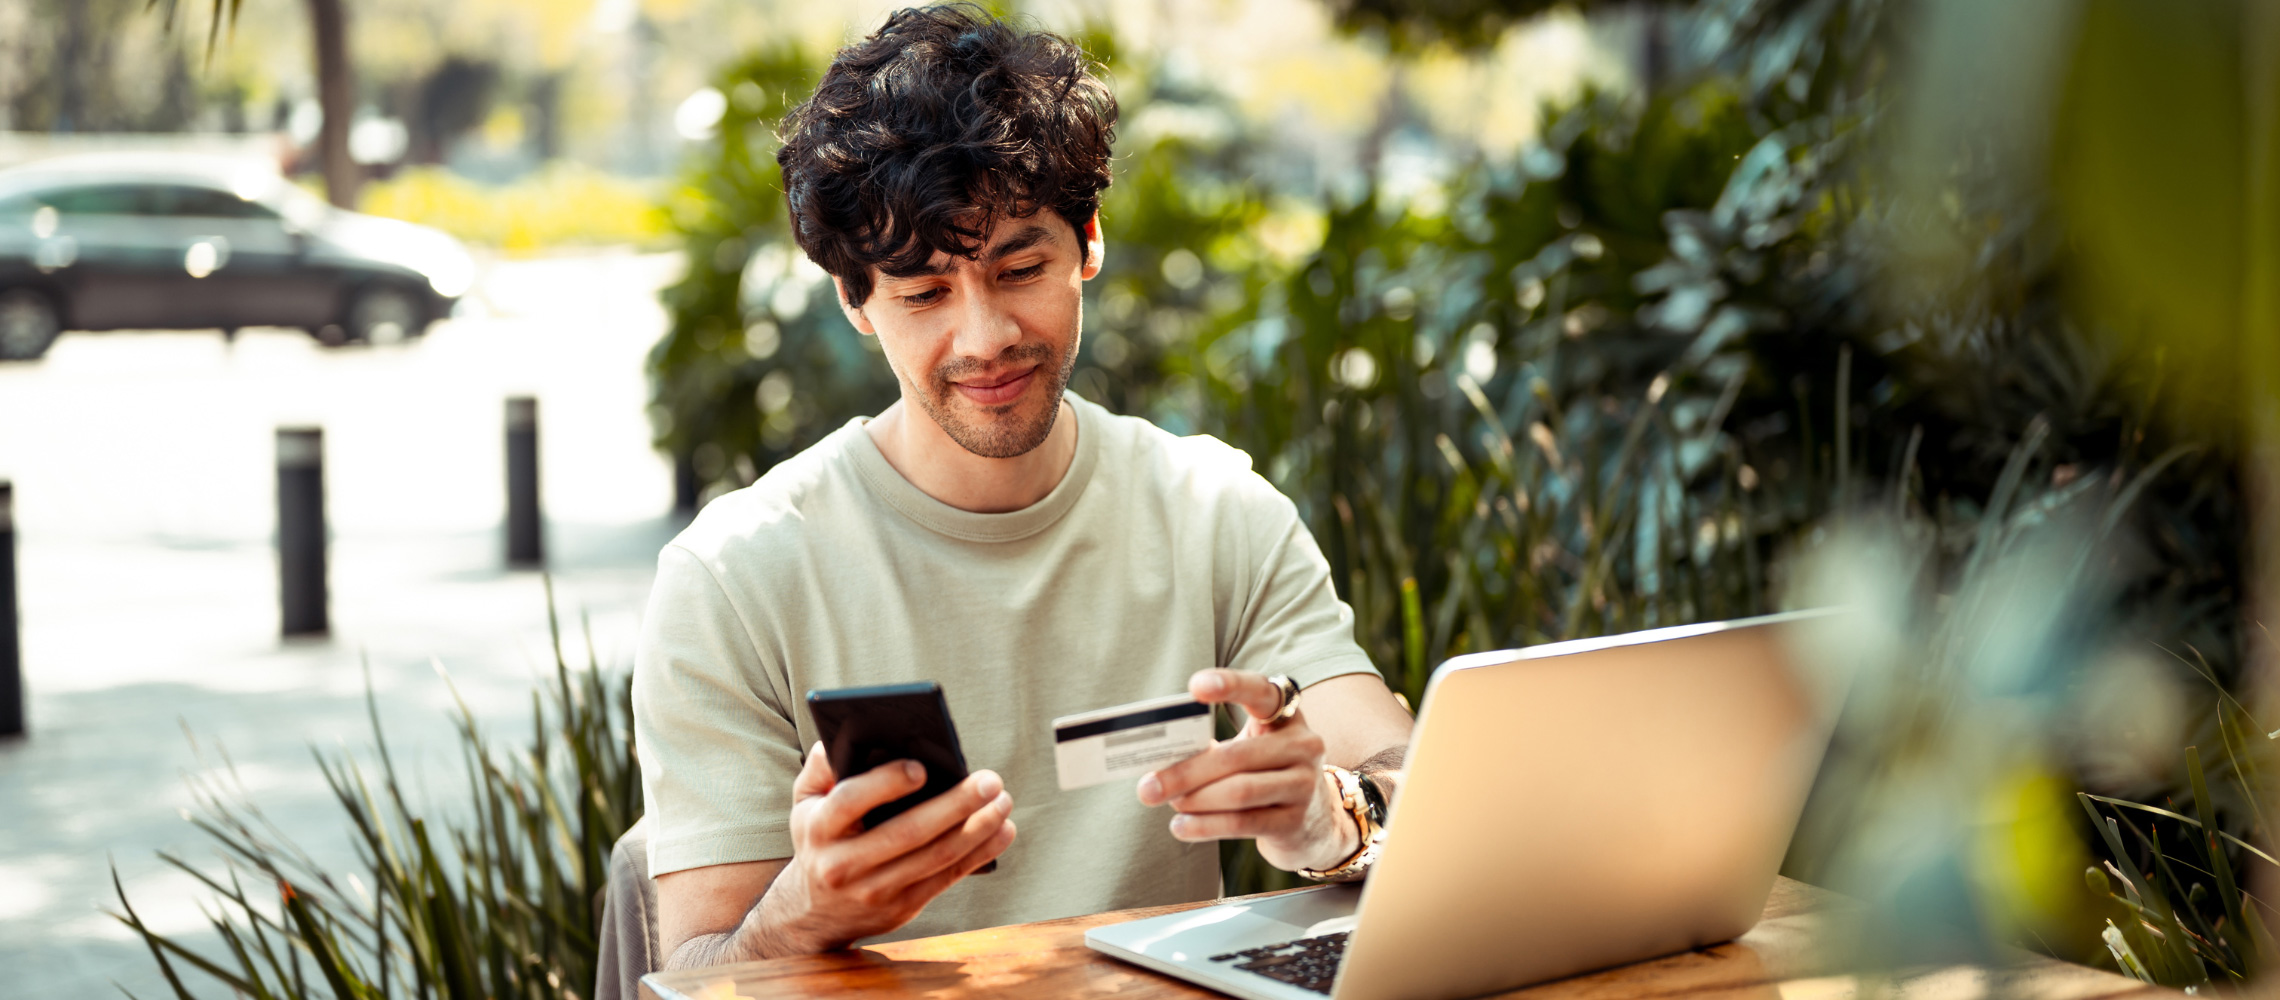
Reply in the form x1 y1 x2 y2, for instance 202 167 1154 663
649 46 896 498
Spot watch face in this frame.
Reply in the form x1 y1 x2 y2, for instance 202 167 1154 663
1358 773 1390 826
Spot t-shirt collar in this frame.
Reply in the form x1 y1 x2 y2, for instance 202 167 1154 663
846 394 1101 543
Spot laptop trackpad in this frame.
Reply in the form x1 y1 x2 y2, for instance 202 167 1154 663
1241 884 1364 933
1091 884 1365 963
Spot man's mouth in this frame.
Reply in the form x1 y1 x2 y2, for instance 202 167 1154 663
951 366 1037 406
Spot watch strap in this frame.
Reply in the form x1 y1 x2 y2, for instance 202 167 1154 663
1296 764 1387 882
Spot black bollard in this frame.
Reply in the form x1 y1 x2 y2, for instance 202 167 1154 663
673 451 701 513
506 397 542 566
0 481 21 737
277 428 328 636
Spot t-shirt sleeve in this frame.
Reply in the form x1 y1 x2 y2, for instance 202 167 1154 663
1218 474 1383 692
632 542 803 876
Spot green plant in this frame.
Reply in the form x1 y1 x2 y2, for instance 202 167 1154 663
2079 689 2279 987
1768 409 2216 963
648 45 897 502
113 585 641 999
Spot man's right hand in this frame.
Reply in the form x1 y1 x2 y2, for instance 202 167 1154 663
744 742 1016 954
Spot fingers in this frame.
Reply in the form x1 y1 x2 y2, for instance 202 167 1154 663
898 816 1019 909
1166 768 1314 814
862 769 1005 854
797 769 1010 894
1167 805 1303 843
1139 723 1322 806
865 787 1015 890
1188 669 1289 723
809 759 929 838
809 779 1015 920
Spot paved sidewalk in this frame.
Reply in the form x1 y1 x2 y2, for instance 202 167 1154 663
0 250 685 997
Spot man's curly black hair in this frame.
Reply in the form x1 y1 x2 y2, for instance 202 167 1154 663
775 4 1118 307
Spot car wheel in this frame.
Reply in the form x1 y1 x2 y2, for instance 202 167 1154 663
0 289 61 361
346 285 424 345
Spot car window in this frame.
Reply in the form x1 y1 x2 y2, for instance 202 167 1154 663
38 185 156 215
155 185 279 220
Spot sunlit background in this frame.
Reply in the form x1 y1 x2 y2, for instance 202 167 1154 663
0 0 2275 997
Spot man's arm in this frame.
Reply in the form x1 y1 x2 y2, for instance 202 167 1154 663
655 744 1017 969
1302 673 1414 774
657 859 792 969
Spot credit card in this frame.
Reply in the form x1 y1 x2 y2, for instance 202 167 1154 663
1052 693 1214 791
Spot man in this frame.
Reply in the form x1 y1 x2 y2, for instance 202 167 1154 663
634 4 1414 970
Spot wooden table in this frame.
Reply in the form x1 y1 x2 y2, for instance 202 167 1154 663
641 878 2171 1000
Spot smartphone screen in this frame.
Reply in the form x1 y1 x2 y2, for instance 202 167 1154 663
805 681 996 873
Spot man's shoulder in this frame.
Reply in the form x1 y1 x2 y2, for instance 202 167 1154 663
666 419 872 565
1079 397 1287 516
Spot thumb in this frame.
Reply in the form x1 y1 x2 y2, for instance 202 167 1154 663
792 742 836 801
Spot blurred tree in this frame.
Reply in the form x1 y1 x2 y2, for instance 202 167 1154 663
166 0 357 202
306 0 359 205
405 55 500 165
7 0 199 132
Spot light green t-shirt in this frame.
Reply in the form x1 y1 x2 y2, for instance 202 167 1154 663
631 394 1378 941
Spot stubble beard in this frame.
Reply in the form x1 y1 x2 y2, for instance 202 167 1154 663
911 335 1079 459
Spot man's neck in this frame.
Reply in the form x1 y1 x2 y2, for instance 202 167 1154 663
866 397 1079 513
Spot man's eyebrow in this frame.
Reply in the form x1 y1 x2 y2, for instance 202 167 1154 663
980 225 1054 263
880 224 1058 283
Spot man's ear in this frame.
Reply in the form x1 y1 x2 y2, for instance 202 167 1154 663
1080 212 1105 281
832 276 877 336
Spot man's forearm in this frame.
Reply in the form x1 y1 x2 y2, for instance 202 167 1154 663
662 890 819 970
667 931 760 971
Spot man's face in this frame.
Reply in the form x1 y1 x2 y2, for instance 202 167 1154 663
842 212 1101 459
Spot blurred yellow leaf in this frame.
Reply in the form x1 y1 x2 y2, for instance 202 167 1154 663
1971 766 2093 944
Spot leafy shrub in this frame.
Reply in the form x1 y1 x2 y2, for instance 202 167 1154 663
116 596 641 999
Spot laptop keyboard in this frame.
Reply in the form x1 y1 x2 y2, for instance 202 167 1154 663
1210 931 1350 995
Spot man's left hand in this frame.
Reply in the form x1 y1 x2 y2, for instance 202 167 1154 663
1134 669 1358 873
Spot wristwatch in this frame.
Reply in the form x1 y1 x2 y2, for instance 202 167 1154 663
1295 764 1389 882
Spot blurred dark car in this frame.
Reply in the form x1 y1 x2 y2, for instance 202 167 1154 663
0 153 476 360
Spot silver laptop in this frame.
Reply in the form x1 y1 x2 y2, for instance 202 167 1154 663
1085 610 1845 1000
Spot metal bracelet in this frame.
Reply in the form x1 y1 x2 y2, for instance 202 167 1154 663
1296 765 1386 883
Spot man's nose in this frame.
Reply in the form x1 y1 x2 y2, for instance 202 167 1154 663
950 282 1023 360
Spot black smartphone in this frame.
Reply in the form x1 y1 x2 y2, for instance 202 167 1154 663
805 681 996 873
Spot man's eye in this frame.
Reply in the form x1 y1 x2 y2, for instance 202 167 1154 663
902 287 946 305
1004 263 1044 281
